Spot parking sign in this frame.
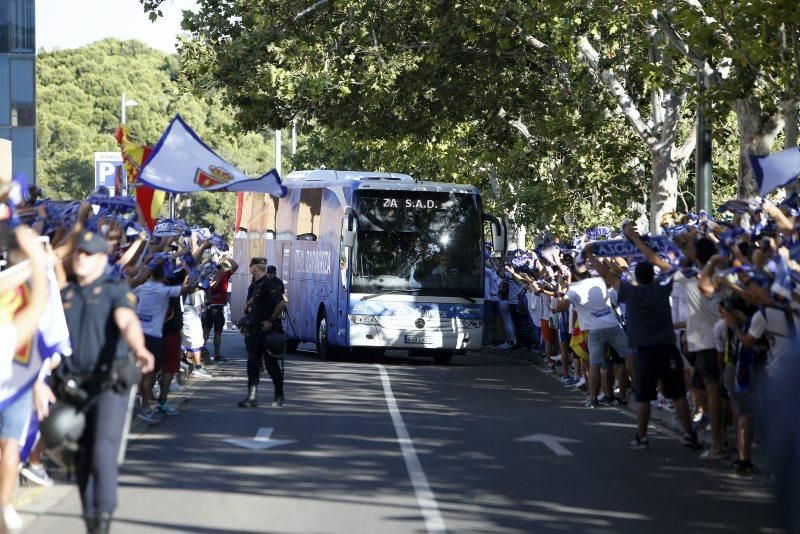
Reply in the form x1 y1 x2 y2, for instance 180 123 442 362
94 152 127 196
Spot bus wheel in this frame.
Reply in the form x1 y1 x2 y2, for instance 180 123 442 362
316 317 337 360
286 340 300 354
433 351 453 365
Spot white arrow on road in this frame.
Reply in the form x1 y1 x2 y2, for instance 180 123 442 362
224 428 296 451
516 433 582 456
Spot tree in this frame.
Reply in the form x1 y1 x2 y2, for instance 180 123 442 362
37 38 279 237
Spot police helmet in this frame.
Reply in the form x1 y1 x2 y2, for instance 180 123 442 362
40 403 86 451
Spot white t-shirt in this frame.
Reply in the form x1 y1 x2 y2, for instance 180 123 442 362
748 306 797 377
540 293 552 321
133 280 182 338
484 268 500 302
182 290 205 320
565 277 619 331
0 322 16 385
674 272 718 352
527 288 543 323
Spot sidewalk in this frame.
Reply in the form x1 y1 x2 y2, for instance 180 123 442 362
474 344 771 478
13 346 234 531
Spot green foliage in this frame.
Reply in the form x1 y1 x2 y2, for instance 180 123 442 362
36 38 279 238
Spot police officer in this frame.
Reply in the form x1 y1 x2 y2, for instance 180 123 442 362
47 231 154 534
239 262 286 407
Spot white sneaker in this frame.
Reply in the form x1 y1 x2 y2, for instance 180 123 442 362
2 504 23 530
571 377 586 388
192 366 212 378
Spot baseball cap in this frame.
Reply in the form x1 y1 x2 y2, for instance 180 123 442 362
76 231 108 255
249 257 267 266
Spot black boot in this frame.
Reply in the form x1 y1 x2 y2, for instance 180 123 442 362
95 512 112 534
84 516 97 534
238 385 258 408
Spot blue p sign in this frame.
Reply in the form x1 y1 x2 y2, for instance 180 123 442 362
94 152 126 195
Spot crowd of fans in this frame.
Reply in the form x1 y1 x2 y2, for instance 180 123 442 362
483 196 799 489
0 182 238 532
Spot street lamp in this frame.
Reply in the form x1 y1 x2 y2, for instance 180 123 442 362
121 92 139 124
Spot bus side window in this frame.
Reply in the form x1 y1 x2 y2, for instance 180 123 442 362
276 189 299 241
297 188 322 240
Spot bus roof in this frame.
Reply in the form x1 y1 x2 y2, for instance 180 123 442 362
283 169 479 194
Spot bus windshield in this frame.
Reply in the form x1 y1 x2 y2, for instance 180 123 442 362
352 190 483 297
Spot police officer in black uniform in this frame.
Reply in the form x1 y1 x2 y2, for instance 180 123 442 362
239 261 286 407
51 231 154 534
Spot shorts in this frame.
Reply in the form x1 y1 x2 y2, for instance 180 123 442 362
484 301 498 322
161 332 182 374
203 306 226 333
0 388 32 441
144 335 163 373
634 344 686 402
692 349 720 383
723 363 758 416
588 325 632 368
540 319 555 344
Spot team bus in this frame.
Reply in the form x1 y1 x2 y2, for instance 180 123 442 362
230 170 506 364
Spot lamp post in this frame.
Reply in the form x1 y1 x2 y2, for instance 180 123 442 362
121 92 139 124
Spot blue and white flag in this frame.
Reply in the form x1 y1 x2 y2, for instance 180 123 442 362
138 114 287 197
0 262 71 460
590 236 675 258
749 147 800 196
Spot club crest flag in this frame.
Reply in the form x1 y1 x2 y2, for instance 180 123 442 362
749 147 800 196
137 114 287 197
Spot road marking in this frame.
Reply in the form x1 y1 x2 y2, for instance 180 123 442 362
516 433 582 456
224 427 296 450
376 364 447 534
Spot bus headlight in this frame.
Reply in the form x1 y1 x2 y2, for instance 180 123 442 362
459 319 483 329
349 315 380 326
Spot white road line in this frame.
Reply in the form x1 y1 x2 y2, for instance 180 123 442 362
376 364 447 534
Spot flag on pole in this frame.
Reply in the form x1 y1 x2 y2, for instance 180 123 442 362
749 147 800 196
0 262 72 460
135 185 166 232
137 115 287 197
115 126 153 185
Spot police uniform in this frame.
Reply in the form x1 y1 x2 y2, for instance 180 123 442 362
240 273 285 406
60 237 137 532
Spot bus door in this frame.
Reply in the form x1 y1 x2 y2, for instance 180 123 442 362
280 243 298 339
336 214 356 347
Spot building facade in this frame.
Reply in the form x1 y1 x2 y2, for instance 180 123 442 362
0 0 35 182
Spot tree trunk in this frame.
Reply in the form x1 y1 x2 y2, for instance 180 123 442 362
734 98 785 199
649 149 679 231
785 100 800 194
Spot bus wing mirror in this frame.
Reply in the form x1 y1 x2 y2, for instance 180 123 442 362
483 213 507 256
342 215 356 248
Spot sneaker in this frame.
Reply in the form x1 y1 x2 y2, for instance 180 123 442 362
571 377 586 389
699 449 724 460
19 463 54 487
682 431 703 450
179 361 189 373
192 366 212 378
583 398 599 409
597 393 607 403
629 434 649 449
606 396 623 407
156 401 179 416
563 378 579 387
136 408 162 424
2 505 22 530
733 459 755 476
213 355 229 362
272 396 284 407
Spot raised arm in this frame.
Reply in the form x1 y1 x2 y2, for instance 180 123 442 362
583 244 620 292
622 223 672 272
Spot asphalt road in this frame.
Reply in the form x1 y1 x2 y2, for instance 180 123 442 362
20 333 780 533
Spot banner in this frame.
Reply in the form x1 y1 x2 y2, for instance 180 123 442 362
590 236 674 258
137 114 287 197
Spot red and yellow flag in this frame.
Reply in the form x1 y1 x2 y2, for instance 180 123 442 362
115 125 165 231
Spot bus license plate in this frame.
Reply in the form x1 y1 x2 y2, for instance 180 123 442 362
405 335 432 344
